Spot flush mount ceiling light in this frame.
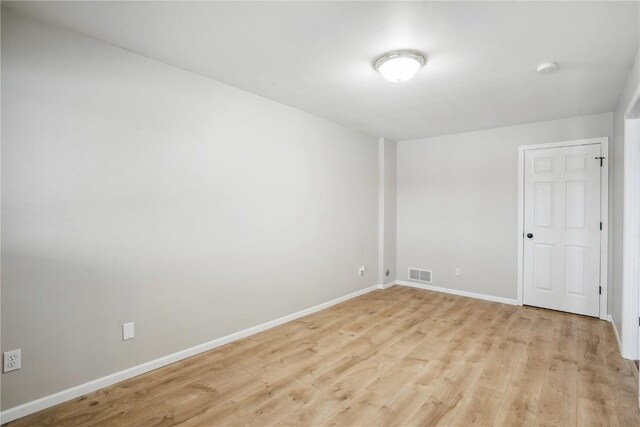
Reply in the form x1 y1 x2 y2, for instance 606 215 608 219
536 62 559 74
373 50 426 83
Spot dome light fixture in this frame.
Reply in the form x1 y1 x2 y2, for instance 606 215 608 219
373 50 426 83
536 62 559 74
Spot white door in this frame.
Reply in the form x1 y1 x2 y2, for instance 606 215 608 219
523 143 602 317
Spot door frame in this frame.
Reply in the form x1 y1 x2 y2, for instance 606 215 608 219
622 86 640 362
516 137 609 320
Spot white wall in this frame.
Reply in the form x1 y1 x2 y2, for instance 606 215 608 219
1 9 379 410
378 138 397 285
612 48 640 356
397 113 613 301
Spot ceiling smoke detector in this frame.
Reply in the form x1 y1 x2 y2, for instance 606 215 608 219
373 50 426 83
536 62 559 74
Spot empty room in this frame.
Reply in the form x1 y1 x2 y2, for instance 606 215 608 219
2 1 640 426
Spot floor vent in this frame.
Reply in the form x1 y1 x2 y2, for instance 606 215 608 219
408 268 432 283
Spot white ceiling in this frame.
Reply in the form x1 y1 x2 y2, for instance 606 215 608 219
5 1 639 140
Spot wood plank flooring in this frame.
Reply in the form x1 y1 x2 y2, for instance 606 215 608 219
7 286 640 426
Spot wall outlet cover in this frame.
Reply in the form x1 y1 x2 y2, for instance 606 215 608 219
4 349 21 373
122 322 135 341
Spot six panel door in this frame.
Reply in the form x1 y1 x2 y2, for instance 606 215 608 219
523 144 601 317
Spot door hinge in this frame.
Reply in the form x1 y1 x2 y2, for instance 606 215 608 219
599 286 602 295
600 221 603 230
595 156 605 167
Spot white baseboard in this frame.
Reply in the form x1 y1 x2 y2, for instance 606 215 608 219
0 284 380 424
394 280 519 306
607 314 624 356
378 281 397 290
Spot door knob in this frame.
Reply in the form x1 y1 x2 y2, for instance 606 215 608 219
526 233 534 239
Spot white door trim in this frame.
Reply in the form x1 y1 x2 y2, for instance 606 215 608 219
622 86 640 362
517 137 609 320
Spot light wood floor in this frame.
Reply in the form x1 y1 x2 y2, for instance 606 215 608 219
8 286 640 426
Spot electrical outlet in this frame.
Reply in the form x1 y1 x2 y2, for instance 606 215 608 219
122 322 135 341
455 268 461 277
358 265 365 276
4 349 21 373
